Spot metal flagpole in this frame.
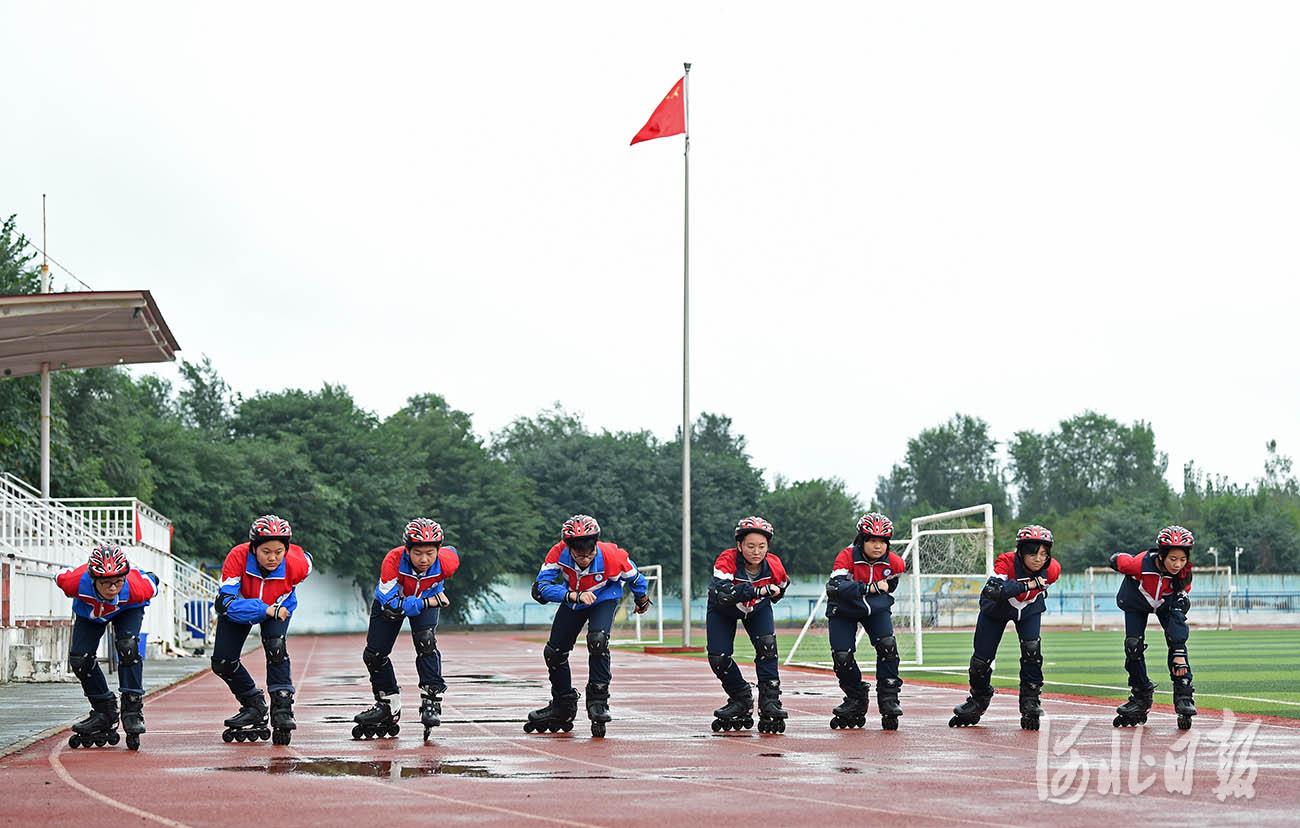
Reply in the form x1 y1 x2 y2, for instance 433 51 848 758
681 62 693 647
39 194 52 500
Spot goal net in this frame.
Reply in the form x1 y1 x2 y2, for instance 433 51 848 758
1083 564 1232 631
611 564 665 644
785 504 994 669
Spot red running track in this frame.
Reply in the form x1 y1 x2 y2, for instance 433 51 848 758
2 631 1298 827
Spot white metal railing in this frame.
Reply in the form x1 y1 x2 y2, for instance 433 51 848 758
0 473 216 652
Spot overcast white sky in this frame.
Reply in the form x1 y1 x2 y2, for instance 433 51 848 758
3 2 1298 507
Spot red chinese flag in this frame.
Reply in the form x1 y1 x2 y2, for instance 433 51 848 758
630 77 685 145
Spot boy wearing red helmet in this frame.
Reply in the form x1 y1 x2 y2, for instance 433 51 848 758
1109 525 1197 730
706 516 791 734
525 514 650 738
352 518 460 741
950 524 1061 730
211 514 312 745
56 545 159 750
825 512 907 730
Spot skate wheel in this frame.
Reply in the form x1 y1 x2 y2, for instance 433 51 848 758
108 731 120 745
829 719 840 730
93 736 106 747
352 725 365 739
561 721 573 733
389 724 400 737
1020 716 1039 732
882 715 898 731
948 716 962 728
592 722 606 738
273 729 291 746
1178 715 1191 731
260 728 271 740
127 734 140 751
222 730 234 743
523 721 536 733
68 735 81 748
424 727 432 741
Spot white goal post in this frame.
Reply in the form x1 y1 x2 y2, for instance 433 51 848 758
1083 564 1232 631
612 563 664 645
785 504 994 669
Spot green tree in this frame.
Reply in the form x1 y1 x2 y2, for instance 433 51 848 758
874 414 1009 520
760 477 863 575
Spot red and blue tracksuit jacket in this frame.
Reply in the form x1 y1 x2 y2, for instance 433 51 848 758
534 541 648 609
56 565 158 622
826 546 907 618
374 545 460 611
708 548 790 616
1110 549 1193 613
217 542 313 624
980 551 1062 620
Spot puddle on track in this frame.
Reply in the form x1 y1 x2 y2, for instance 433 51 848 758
209 757 637 780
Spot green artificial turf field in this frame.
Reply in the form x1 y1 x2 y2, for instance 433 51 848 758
628 627 1300 719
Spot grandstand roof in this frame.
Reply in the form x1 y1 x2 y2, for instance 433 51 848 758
0 290 180 378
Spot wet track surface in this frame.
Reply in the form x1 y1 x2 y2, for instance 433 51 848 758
1 631 1298 827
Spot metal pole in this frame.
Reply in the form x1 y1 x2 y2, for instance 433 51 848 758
680 61 693 647
39 194 51 500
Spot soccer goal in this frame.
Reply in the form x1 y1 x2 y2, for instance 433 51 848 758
784 504 995 669
1083 564 1232 631
611 563 665 645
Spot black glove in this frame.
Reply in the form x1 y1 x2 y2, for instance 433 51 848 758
634 593 653 614
1170 592 1190 614
980 576 1003 602
715 582 740 607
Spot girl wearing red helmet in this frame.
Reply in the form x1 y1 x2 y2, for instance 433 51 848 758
706 516 791 734
1109 525 1197 730
55 545 159 750
352 518 460 742
950 525 1061 730
526 514 650 738
825 513 907 730
211 515 313 745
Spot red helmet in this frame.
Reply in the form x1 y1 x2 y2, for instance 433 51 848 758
87 544 130 579
561 514 600 541
734 516 774 544
403 518 444 547
1157 525 1194 549
857 512 894 541
1016 525 1054 546
249 514 292 547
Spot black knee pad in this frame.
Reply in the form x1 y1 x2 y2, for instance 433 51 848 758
69 652 98 680
115 635 141 668
263 635 289 665
362 646 391 674
753 634 778 660
211 657 242 678
1019 638 1043 666
586 629 610 656
1124 636 1147 664
708 653 737 680
969 655 993 682
413 627 438 656
831 650 858 678
874 635 899 663
543 644 570 670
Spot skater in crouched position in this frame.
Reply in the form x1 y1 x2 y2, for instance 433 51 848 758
1110 525 1197 730
353 518 459 741
825 513 906 731
212 515 312 745
526 514 650 737
707 516 791 734
56 545 159 750
951 524 1061 730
